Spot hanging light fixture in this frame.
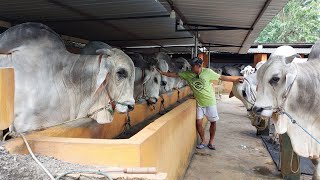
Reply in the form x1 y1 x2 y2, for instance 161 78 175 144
170 9 176 19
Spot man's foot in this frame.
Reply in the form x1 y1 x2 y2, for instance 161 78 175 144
196 143 206 149
207 144 216 150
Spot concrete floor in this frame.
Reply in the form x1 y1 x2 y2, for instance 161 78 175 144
184 96 286 180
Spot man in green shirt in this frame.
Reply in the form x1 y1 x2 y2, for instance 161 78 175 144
157 57 243 150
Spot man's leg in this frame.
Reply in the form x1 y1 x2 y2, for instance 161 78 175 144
196 118 205 144
206 105 219 150
209 121 216 145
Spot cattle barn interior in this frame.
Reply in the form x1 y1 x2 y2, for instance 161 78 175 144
1 0 315 180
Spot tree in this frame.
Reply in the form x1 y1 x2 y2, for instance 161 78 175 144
255 0 320 43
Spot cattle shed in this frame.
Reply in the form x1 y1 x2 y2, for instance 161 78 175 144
0 0 305 180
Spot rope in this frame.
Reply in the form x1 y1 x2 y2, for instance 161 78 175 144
158 94 166 115
123 112 131 135
5 133 114 180
290 150 300 173
176 89 181 103
280 111 320 145
20 133 55 180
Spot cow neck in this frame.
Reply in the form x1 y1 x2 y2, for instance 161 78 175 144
275 63 298 113
142 69 146 98
243 78 256 107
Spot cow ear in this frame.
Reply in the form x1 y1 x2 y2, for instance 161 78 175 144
285 54 301 64
284 72 296 93
96 48 113 56
142 70 151 84
93 57 110 96
229 91 234 98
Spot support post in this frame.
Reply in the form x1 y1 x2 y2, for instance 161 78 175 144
0 68 14 131
280 133 300 180
191 47 194 58
208 45 211 68
194 30 198 58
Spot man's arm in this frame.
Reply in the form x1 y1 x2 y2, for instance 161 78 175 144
220 75 243 83
156 69 179 78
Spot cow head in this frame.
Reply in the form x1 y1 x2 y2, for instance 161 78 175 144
157 59 169 90
94 48 135 115
253 54 299 118
142 67 161 104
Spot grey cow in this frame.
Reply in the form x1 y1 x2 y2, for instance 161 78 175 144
0 23 135 133
253 42 320 179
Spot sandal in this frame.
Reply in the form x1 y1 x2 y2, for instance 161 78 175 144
207 144 216 150
196 143 206 149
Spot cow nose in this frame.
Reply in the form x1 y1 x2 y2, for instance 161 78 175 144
127 104 135 111
252 106 263 114
161 81 167 86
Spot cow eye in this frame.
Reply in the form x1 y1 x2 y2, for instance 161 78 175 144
269 76 280 85
117 68 128 79
154 77 158 83
242 90 246 97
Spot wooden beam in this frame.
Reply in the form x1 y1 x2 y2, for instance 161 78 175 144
280 133 300 179
0 68 14 130
198 53 209 68
253 54 267 67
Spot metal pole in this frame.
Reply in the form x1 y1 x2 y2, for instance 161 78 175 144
191 47 194 58
194 29 198 58
208 43 211 68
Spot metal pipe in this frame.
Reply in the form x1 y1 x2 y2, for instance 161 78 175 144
194 30 198 58
208 44 211 68
191 47 194 58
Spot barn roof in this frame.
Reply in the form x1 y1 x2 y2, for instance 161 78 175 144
0 0 289 54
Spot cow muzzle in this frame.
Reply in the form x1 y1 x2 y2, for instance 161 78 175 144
161 81 167 86
147 97 158 105
116 101 135 113
252 106 273 117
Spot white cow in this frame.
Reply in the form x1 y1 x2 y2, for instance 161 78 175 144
83 45 161 105
231 47 307 132
253 42 320 179
0 23 135 133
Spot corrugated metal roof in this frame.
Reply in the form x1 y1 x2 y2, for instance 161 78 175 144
0 0 289 54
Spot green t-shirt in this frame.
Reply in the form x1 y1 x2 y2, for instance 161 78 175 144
179 68 220 107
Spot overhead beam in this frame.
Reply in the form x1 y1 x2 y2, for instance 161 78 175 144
40 15 170 23
106 37 194 42
123 44 241 49
178 23 252 31
239 0 271 52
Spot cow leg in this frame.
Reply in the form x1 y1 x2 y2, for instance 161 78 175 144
312 159 320 180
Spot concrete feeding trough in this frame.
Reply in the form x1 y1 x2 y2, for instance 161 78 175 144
4 80 197 179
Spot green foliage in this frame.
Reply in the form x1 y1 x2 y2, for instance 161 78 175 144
256 0 320 43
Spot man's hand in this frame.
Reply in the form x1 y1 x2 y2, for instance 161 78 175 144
237 77 244 83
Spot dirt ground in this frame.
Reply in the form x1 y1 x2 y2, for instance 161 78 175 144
184 95 311 180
